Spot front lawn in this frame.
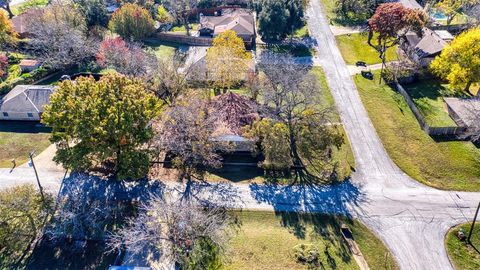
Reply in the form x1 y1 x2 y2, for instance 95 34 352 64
446 222 480 270
266 44 315 57
0 121 51 167
354 71 480 191
319 0 368 26
336 33 398 65
403 80 457 127
224 211 398 270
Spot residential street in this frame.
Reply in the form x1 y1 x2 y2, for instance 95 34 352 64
0 0 478 269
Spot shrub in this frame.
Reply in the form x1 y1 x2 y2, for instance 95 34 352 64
293 244 320 268
108 3 156 40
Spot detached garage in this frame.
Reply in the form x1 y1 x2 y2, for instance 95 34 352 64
0 85 54 121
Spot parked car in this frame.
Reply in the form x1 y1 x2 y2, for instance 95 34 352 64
361 70 374 80
356 61 367 67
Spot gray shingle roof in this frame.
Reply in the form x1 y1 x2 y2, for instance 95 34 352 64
0 85 54 113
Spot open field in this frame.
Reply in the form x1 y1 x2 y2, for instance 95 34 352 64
336 33 398 65
446 222 480 270
354 71 480 191
403 80 457 127
224 211 398 270
0 121 51 168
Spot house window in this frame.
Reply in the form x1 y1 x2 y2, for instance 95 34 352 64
27 113 33 118
2 112 8 117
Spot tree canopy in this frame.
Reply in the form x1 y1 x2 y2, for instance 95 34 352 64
206 30 252 91
255 0 304 41
0 11 16 51
430 27 480 92
42 73 161 179
108 3 155 40
74 0 109 27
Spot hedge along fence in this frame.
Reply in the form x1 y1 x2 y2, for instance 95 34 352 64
393 83 468 138
154 33 214 46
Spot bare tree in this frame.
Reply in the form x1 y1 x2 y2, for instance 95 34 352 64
252 52 344 183
147 58 189 106
107 193 233 269
164 0 198 36
153 94 225 182
26 1 98 69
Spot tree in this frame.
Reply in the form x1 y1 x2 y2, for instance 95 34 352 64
96 37 154 77
247 52 344 183
206 30 252 91
0 0 14 18
0 184 53 268
26 2 96 69
164 0 199 36
41 74 161 180
107 194 233 269
255 0 304 41
147 58 188 105
435 0 479 26
74 0 109 27
153 94 224 182
108 3 155 40
430 28 480 93
368 3 427 74
0 11 17 51
335 0 385 22
0 54 8 78
157 5 174 24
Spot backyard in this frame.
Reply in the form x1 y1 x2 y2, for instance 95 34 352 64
336 33 398 65
403 80 457 127
0 121 51 168
224 211 398 270
354 71 480 191
143 39 182 60
446 222 480 270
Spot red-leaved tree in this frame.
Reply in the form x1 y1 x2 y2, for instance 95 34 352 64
96 37 151 77
368 3 427 73
0 54 8 78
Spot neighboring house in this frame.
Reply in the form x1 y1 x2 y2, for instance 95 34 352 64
199 8 255 46
444 97 480 128
19 59 41 72
10 8 43 38
402 28 452 67
0 85 54 121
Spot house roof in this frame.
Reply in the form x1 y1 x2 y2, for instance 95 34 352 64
10 8 43 35
407 28 448 58
0 85 54 113
200 9 255 37
444 97 480 127
19 59 40 67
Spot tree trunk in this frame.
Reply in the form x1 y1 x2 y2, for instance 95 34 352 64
184 17 190 36
465 81 473 93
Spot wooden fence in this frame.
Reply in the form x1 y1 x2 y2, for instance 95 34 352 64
394 83 468 138
154 33 214 46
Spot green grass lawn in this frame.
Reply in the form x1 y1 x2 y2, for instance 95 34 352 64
267 44 315 57
289 25 309 38
11 0 48 15
336 33 398 65
318 0 369 26
170 23 200 33
143 39 179 60
354 71 480 191
446 222 480 270
224 211 398 270
0 122 51 167
403 80 457 127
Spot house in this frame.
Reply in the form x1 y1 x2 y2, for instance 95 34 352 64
402 28 452 67
0 85 54 121
199 8 255 46
19 59 41 72
444 98 480 128
10 8 43 38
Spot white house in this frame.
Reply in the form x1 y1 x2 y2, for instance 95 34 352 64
0 85 54 121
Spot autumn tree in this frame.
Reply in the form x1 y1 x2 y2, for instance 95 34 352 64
0 185 53 268
0 11 17 52
0 0 13 18
206 30 252 92
96 37 154 77
368 3 427 73
153 94 227 182
108 194 233 269
42 74 161 180
430 28 480 93
164 0 199 36
157 5 174 24
0 54 8 78
434 0 479 26
27 2 97 69
248 52 344 183
108 3 155 40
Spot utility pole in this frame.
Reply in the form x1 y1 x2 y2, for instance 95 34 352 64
29 151 45 203
468 201 480 244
